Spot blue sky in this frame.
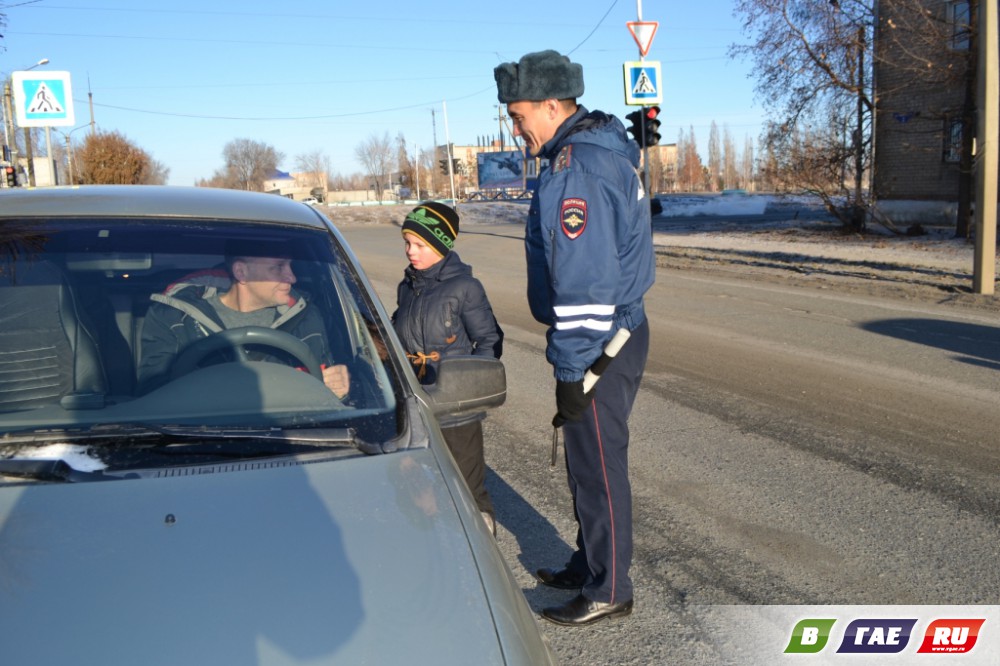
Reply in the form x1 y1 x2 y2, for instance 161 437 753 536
1 1 766 186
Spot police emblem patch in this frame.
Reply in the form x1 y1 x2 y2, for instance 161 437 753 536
560 198 587 239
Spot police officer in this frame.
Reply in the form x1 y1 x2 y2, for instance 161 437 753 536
494 51 655 626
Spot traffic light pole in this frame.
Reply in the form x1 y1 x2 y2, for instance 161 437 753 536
634 1 655 200
641 113 651 201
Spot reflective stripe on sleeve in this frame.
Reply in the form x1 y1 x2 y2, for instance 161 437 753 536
553 304 616 317
555 319 613 331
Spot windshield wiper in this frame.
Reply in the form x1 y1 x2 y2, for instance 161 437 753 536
1 424 172 446
141 425 360 446
0 425 382 475
0 458 101 483
2 424 360 448
0 426 379 483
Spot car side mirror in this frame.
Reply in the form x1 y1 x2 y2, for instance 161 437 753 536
422 356 506 418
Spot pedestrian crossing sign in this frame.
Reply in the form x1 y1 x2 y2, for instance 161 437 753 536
12 71 75 128
623 61 662 105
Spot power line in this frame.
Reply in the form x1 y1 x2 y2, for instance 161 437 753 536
80 85 495 122
566 0 619 55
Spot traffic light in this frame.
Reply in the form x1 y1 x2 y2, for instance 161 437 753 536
644 106 662 147
626 107 661 147
440 158 462 175
3 166 16 188
625 109 644 146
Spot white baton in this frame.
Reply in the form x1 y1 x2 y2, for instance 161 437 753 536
551 327 632 467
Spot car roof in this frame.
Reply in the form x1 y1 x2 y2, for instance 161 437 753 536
0 185 329 230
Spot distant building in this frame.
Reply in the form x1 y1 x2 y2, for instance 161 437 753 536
872 0 996 222
263 169 329 202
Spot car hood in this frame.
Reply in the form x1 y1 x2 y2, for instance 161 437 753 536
0 450 550 665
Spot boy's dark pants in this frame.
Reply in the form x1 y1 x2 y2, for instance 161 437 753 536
442 420 494 518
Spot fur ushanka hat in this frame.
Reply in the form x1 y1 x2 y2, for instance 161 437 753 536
494 50 584 103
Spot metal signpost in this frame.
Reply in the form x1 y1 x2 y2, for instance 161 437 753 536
624 3 660 198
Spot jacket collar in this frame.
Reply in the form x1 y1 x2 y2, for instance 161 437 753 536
539 105 589 160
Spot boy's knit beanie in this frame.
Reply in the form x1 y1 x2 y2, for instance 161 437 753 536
401 201 460 257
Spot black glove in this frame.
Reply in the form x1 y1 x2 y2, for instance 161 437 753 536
552 380 593 428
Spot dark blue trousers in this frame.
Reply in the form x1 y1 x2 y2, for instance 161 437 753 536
561 319 649 604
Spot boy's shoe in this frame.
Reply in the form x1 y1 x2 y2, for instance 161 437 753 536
481 512 497 537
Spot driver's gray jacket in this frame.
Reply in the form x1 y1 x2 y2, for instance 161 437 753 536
137 270 333 395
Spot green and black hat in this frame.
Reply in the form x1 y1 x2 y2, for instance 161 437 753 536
401 201 460 257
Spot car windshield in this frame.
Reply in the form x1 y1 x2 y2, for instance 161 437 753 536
0 217 403 451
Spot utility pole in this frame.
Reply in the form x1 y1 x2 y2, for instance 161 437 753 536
854 25 866 230
23 128 35 186
973 0 998 294
88 75 96 135
430 108 439 196
442 100 457 205
496 107 505 151
3 80 16 167
414 142 421 201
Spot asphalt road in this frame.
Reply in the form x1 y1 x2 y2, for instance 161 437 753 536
339 220 1000 665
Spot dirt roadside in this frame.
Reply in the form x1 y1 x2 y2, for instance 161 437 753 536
655 222 1000 314
322 202 1000 314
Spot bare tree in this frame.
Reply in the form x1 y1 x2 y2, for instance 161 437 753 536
196 167 238 190
354 132 395 201
731 0 876 229
74 130 157 185
759 119 848 197
395 133 417 197
328 172 362 191
732 0 970 231
677 126 706 192
708 121 722 191
222 138 283 191
675 129 689 191
145 159 170 185
722 125 739 190
294 150 330 199
416 147 436 198
741 135 756 191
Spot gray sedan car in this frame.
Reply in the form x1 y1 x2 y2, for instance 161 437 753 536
0 185 556 665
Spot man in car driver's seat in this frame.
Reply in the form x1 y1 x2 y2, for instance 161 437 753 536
137 243 350 397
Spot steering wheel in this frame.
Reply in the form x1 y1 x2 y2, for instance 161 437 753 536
170 326 323 380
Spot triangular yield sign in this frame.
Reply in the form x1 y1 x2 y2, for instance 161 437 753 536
627 21 658 57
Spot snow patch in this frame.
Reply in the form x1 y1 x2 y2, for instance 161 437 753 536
8 443 107 471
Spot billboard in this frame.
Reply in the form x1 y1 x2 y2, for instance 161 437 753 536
477 150 526 189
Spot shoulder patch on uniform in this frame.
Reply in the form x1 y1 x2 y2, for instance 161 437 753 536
560 198 587 240
552 145 573 173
